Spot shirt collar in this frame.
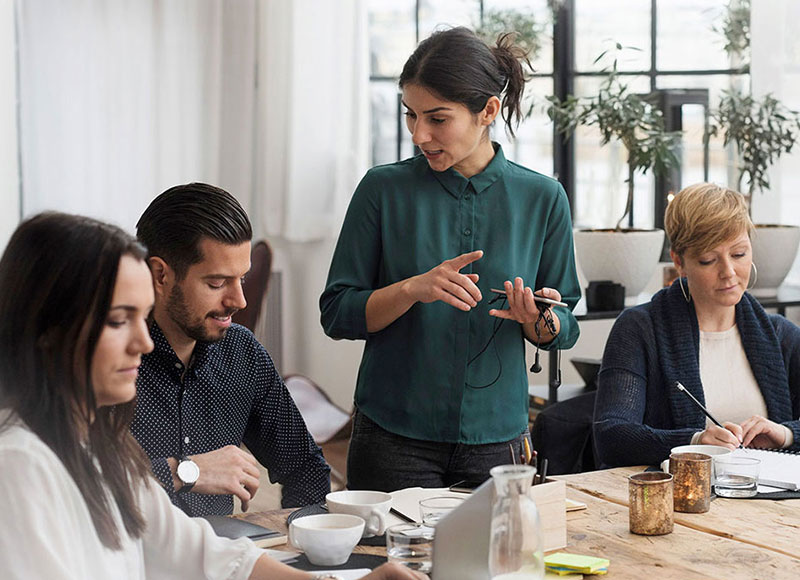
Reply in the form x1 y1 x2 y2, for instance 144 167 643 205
148 320 218 370
430 142 507 198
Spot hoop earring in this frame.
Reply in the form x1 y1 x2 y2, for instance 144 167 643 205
747 262 758 290
678 276 691 303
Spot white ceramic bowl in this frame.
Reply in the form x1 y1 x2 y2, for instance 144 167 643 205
288 513 364 566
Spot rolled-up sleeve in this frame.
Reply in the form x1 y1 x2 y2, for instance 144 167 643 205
536 183 580 351
320 171 382 340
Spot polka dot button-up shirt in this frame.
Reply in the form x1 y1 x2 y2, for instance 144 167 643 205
131 322 330 516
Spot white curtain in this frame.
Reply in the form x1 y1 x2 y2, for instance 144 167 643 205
254 0 369 242
16 0 257 232
0 0 19 249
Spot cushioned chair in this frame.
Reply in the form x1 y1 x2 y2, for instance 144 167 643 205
232 239 273 332
531 391 597 476
284 374 353 489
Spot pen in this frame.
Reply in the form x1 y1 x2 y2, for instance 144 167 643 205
538 458 548 485
390 507 416 523
674 381 745 449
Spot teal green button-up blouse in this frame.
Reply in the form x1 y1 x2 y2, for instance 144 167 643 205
320 145 580 444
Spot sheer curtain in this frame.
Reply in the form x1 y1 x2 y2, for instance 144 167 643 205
253 0 369 242
0 0 18 249
16 0 257 231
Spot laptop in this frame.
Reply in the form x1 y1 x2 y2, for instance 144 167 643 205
431 480 494 580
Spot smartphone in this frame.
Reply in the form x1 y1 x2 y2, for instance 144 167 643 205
490 288 567 308
448 479 484 493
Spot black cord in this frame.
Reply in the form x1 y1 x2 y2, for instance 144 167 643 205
530 305 557 374
467 295 561 389
466 294 506 390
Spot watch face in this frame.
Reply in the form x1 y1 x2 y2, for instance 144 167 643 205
177 459 200 484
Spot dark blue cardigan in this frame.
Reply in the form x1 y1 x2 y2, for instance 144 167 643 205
594 280 800 468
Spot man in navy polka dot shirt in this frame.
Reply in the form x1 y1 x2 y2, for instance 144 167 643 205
130 182 331 516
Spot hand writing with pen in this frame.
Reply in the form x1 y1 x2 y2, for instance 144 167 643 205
698 417 790 450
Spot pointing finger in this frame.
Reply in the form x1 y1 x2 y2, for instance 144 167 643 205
448 250 484 271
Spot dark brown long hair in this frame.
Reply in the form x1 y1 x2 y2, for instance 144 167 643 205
399 26 531 137
0 212 152 549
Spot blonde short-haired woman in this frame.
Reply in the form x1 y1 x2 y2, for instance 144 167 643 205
594 183 800 467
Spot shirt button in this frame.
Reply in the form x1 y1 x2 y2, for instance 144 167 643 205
174 362 182 369
464 194 471 200
184 436 190 444
463 228 472 236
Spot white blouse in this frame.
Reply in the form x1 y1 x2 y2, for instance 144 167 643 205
699 324 767 425
0 414 262 579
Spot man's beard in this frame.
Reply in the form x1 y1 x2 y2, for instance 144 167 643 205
166 283 236 343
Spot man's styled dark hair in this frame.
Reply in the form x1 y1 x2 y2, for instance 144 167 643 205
0 212 152 550
136 182 253 278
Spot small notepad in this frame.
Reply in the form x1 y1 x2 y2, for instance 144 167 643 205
730 448 800 491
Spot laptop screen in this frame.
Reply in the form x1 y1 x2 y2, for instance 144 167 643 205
431 480 493 580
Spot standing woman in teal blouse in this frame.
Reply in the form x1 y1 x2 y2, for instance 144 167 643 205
320 27 580 491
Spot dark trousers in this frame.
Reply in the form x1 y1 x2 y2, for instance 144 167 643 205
346 410 528 491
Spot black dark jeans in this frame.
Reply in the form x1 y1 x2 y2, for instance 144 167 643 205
346 410 528 491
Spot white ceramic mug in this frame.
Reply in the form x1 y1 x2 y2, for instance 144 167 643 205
326 490 392 537
661 444 732 482
288 513 364 566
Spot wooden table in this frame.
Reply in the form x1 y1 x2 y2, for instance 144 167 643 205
558 467 800 579
240 466 800 578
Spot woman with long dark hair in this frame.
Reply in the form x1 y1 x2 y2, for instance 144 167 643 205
321 27 580 490
0 212 424 580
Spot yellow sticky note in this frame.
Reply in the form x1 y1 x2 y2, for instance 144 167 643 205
545 552 610 573
545 572 583 579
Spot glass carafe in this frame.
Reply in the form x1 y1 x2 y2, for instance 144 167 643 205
488 464 544 580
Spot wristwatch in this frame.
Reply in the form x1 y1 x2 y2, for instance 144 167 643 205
175 456 200 493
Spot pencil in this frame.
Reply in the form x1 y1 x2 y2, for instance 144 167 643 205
523 436 532 465
674 381 744 449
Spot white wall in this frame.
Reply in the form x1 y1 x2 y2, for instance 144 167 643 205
268 237 364 411
0 0 19 247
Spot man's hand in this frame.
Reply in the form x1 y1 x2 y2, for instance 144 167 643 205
170 446 261 511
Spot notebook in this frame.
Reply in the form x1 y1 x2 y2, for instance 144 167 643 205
199 515 288 547
730 448 800 491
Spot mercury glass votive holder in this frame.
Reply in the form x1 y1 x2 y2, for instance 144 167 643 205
669 452 712 513
628 471 674 535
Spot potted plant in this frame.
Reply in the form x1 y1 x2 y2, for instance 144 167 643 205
546 46 682 300
707 0 800 296
707 90 800 295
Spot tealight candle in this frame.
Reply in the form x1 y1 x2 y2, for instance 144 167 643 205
669 452 712 513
